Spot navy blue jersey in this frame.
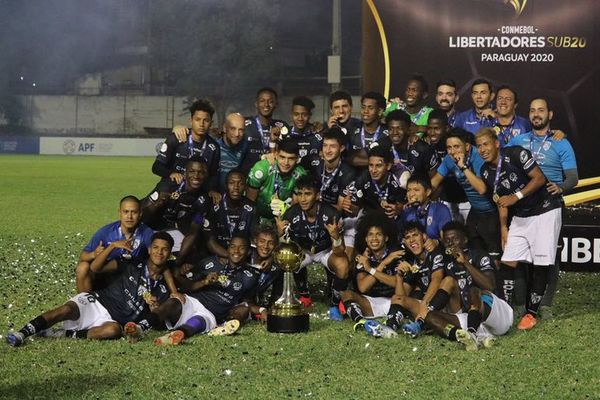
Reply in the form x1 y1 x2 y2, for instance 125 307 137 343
400 201 452 240
358 249 401 298
143 182 209 234
308 157 356 207
249 250 282 306
494 115 532 147
350 171 407 211
204 196 257 248
83 221 154 262
391 139 438 180
479 146 561 217
404 247 447 293
241 116 289 171
154 131 220 191
280 128 322 167
95 259 171 325
190 256 260 321
445 248 495 310
282 202 342 253
347 123 392 153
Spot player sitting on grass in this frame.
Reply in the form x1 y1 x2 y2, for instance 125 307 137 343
75 195 155 293
339 210 404 330
7 232 175 347
276 176 349 321
140 235 259 345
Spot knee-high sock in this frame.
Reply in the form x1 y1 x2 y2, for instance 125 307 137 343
541 263 559 307
18 316 48 338
179 316 207 338
330 276 348 306
512 263 527 308
527 265 549 316
294 267 309 295
498 263 516 305
385 303 409 331
343 301 364 322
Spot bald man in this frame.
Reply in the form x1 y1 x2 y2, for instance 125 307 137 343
217 113 249 192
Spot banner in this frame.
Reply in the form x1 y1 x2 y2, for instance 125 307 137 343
561 225 600 272
362 0 600 177
0 136 40 154
39 137 164 156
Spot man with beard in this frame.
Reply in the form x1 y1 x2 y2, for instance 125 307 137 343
508 97 578 319
472 128 562 330
454 79 496 134
241 87 289 171
435 79 460 127
217 113 248 192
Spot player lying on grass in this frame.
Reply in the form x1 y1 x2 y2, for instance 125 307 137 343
127 235 259 345
7 232 175 347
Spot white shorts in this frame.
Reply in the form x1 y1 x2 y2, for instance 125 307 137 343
456 292 513 337
501 208 561 266
301 248 334 273
343 216 358 248
442 201 471 225
165 295 217 332
63 293 115 331
363 295 391 318
165 229 185 252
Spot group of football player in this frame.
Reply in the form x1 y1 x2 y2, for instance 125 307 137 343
7 75 578 351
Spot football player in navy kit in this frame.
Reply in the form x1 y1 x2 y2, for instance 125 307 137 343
152 98 221 203
326 90 361 140
347 92 392 169
340 211 404 323
153 235 259 345
347 145 406 220
7 232 175 347
142 157 209 266
76 195 155 293
276 176 350 320
241 87 289 171
204 170 257 258
473 128 563 330
279 96 323 168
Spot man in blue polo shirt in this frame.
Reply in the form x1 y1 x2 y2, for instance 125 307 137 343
454 79 496 134
76 196 154 293
493 85 531 147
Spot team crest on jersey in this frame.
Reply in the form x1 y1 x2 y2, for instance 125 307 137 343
203 219 210 228
458 278 466 290
233 282 243 291
132 238 140 250
519 150 529 163
332 184 339 193
483 170 489 179
254 170 264 179
481 256 491 267
501 179 510 188
300 149 307 158
427 216 433 226
422 277 430 287
509 173 518 182
356 189 363 198
244 204 253 212
239 221 246 230
205 262 215 270
160 143 168 153
543 141 551 151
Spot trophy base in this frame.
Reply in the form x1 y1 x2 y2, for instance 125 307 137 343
267 314 310 333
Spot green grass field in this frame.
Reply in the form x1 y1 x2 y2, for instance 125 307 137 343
1 154 599 400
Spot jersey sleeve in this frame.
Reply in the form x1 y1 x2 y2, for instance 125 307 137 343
247 161 269 189
436 155 452 177
557 140 578 170
83 225 109 252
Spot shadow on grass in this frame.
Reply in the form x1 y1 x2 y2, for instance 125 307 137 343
0 372 125 400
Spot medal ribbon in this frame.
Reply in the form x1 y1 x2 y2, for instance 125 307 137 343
187 129 208 159
529 129 553 161
360 125 382 148
255 116 271 151
370 174 390 201
492 153 504 198
320 160 342 198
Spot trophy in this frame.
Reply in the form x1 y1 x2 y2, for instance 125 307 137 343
267 240 310 333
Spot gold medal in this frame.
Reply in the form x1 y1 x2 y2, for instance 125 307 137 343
170 191 180 200
410 264 420 274
492 193 500 203
143 291 153 302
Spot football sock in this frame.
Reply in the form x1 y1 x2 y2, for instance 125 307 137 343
294 267 309 294
467 309 482 333
180 316 207 337
330 276 348 306
541 263 559 307
385 304 408 331
138 314 160 332
342 301 363 322
513 263 527 308
18 316 48 338
498 263 516 305
443 324 459 341
65 329 89 339
427 289 450 311
527 265 549 316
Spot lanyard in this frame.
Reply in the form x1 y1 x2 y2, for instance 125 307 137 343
360 125 382 148
255 116 271 151
529 130 553 161
272 165 283 196
223 195 241 237
144 264 159 292
496 117 517 146
320 160 342 196
187 130 208 158
370 174 390 201
411 106 428 124
492 154 504 198
368 248 390 265
300 204 321 242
